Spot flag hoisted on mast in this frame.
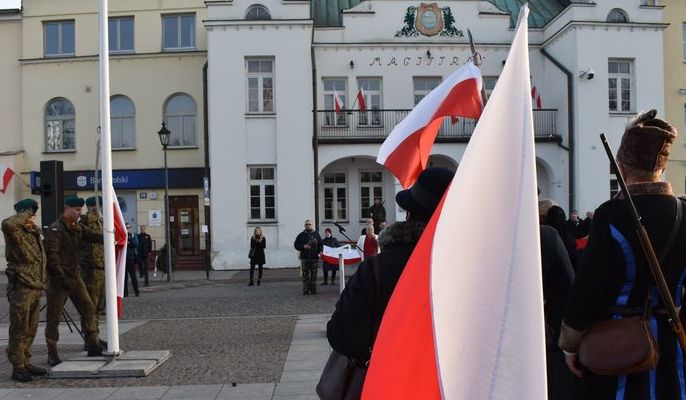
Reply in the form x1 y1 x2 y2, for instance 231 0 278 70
99 0 121 355
363 5 547 399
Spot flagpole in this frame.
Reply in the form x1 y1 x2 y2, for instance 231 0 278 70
99 0 120 355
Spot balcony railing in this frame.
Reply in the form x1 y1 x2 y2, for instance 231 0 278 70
316 109 558 141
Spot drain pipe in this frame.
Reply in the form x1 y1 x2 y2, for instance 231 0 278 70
203 61 211 279
540 48 575 211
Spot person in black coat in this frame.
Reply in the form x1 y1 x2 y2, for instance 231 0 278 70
544 205 578 271
321 228 339 285
559 111 686 399
248 226 266 286
327 167 454 361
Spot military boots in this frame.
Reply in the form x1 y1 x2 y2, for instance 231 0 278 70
47 350 62 367
11 368 32 382
26 364 47 376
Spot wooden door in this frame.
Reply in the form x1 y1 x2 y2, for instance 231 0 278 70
169 195 199 256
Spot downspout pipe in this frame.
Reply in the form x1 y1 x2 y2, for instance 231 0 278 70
540 48 575 211
310 8 320 229
203 61 212 278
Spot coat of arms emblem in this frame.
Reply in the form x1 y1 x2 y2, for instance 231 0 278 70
415 3 443 37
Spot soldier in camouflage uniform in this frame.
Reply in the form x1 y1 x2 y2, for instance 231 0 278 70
44 196 104 366
79 196 106 349
1 199 47 382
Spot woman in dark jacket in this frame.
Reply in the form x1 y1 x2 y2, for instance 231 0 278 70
543 205 578 270
249 227 266 286
321 228 339 285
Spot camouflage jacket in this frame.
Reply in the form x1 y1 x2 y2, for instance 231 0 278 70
79 210 104 270
1 212 46 290
45 216 103 284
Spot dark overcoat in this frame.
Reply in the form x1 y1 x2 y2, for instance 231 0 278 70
250 236 266 265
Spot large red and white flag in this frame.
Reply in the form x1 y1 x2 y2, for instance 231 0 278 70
110 187 128 319
320 245 361 265
334 91 344 114
377 63 483 188
357 88 367 113
0 164 16 194
363 5 546 399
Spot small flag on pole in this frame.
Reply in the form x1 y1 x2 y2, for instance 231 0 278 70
376 63 483 188
531 85 542 109
111 187 127 319
0 165 16 194
334 91 344 114
357 88 367 113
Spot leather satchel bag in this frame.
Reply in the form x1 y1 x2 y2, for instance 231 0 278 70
316 256 381 400
578 197 682 375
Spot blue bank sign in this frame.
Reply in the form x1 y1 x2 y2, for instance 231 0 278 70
59 168 205 191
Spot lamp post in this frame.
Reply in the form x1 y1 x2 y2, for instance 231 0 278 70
157 122 173 282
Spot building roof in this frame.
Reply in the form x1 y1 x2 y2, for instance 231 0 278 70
312 0 571 29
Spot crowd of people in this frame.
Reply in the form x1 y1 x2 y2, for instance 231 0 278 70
2 196 160 381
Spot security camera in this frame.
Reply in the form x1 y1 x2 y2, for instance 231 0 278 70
579 68 595 80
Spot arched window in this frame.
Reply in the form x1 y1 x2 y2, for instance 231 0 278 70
245 4 271 20
111 95 136 149
606 8 629 23
163 94 196 147
45 98 75 151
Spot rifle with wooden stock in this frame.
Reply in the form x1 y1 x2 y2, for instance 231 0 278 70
600 133 686 353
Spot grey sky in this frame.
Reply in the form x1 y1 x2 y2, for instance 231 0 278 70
0 0 20 10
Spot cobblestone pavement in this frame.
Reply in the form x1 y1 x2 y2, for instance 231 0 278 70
0 269 344 395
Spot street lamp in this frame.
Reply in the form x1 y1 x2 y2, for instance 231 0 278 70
157 122 173 282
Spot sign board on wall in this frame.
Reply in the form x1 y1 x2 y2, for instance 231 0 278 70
148 210 162 227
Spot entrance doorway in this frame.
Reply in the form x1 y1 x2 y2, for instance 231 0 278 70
169 195 199 256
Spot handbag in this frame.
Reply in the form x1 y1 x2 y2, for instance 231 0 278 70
316 256 382 400
578 197 682 375
248 247 256 259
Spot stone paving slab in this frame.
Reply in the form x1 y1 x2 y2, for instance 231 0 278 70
53 387 117 400
49 360 107 377
159 384 222 399
215 383 275 399
106 386 170 400
1 388 65 400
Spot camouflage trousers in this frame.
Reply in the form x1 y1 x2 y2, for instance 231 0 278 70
80 268 105 340
45 277 98 350
300 260 318 294
6 282 41 369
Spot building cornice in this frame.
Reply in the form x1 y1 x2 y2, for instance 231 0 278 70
543 20 668 48
204 19 312 28
19 50 207 65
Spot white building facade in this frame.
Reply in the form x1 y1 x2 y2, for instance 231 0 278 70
206 0 666 269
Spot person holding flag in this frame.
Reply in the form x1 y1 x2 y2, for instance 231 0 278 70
44 196 105 366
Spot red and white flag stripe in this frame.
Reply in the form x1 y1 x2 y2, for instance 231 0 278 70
0 165 16 194
357 88 367 113
377 63 483 188
334 91 344 114
320 245 361 266
111 187 127 319
364 6 546 399
531 85 542 109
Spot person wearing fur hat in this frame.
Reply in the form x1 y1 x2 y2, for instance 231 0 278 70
44 196 104 366
1 199 47 381
326 167 454 363
559 110 686 399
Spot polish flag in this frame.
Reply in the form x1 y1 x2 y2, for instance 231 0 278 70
357 88 367 113
0 165 16 194
363 6 547 399
320 245 362 265
111 187 128 319
377 63 483 188
334 91 344 114
531 85 542 109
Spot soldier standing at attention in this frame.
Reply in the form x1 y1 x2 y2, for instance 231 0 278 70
45 196 104 366
80 196 107 349
1 199 47 382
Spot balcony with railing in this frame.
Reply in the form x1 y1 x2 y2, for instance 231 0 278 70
316 109 559 143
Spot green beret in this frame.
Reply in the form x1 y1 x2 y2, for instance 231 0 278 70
64 196 85 207
85 196 103 207
14 199 38 213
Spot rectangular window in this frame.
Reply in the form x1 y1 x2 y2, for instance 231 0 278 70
360 171 383 221
322 78 347 126
248 166 276 221
413 77 441 105
608 59 634 112
109 17 134 53
163 14 195 50
247 58 274 113
323 172 347 221
44 21 75 57
483 76 498 99
357 78 382 126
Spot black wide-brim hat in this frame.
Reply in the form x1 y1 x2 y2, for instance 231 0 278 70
396 167 455 221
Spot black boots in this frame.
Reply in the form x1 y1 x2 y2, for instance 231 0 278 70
87 343 103 357
257 279 261 286
248 281 254 286
11 368 32 382
26 364 47 376
47 351 62 367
